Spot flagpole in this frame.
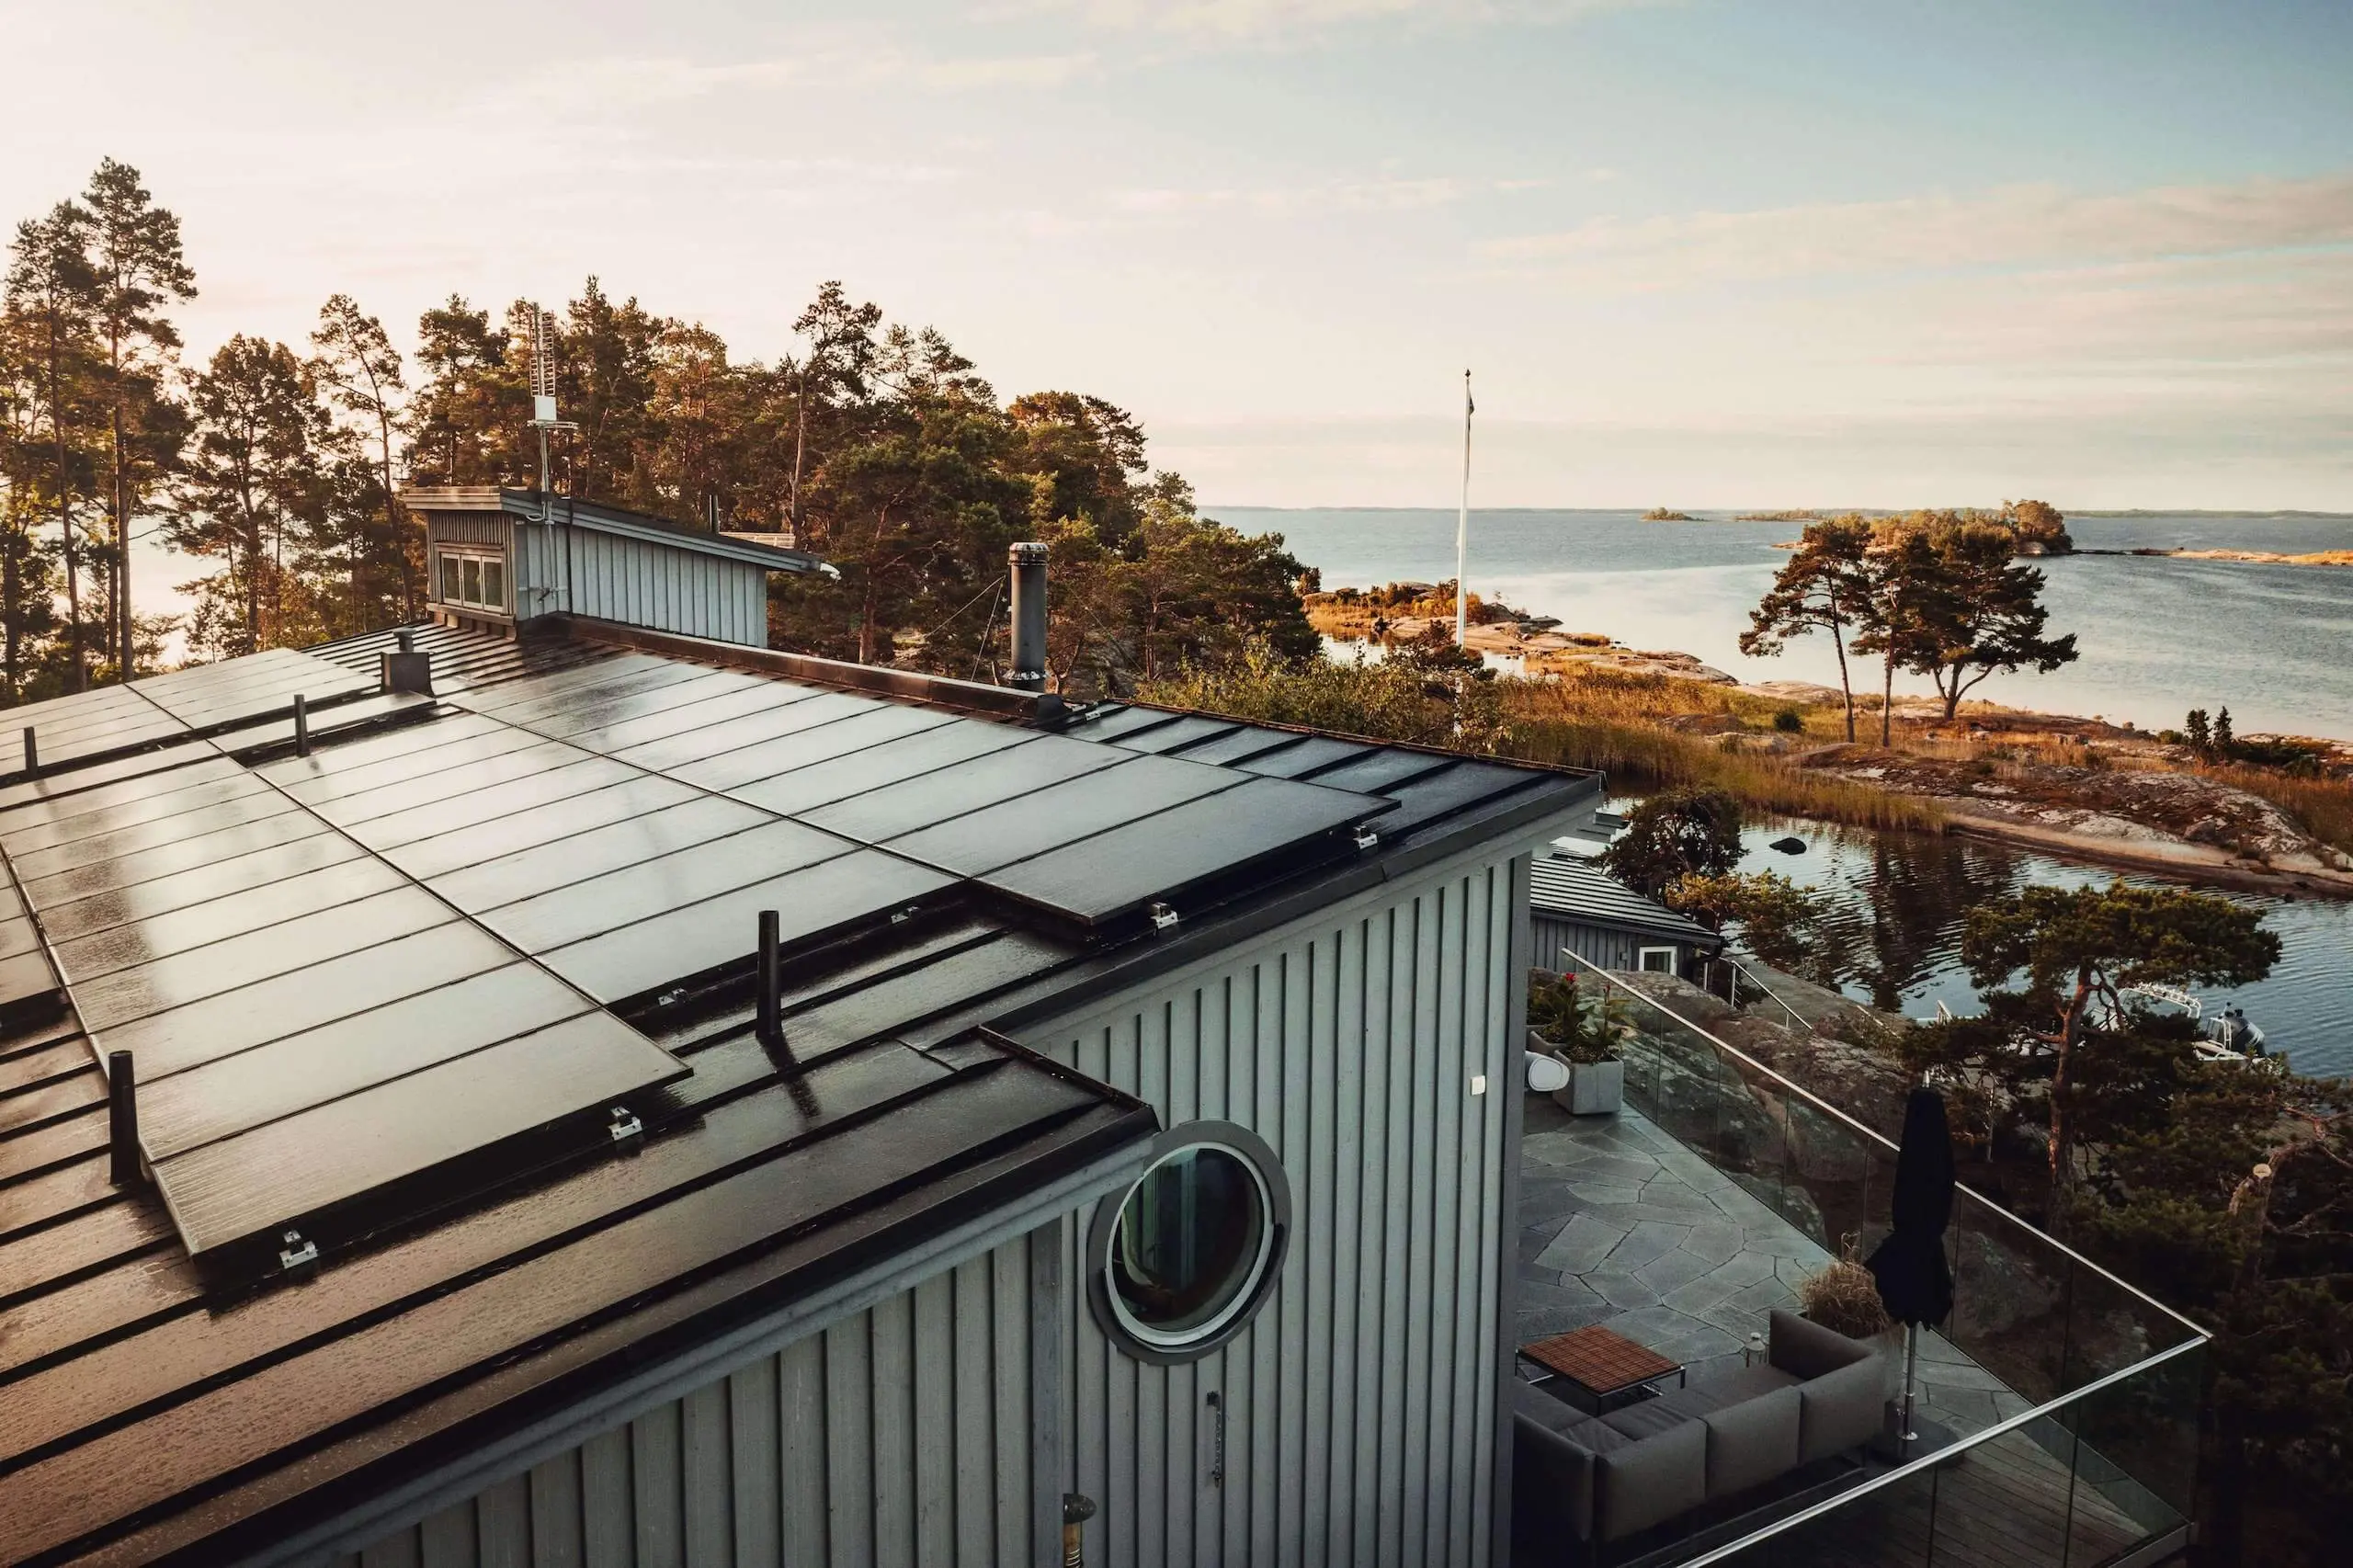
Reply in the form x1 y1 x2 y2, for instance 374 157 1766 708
1457 369 1472 647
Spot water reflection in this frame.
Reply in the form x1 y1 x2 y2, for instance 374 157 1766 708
1732 823 2353 1079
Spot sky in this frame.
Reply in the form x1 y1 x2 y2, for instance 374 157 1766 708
6 0 2351 511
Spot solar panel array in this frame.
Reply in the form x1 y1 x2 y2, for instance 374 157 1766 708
0 632 1580 1278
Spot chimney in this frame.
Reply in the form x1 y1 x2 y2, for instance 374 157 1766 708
1007 542 1048 694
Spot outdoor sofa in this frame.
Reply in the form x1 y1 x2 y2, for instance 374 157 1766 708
1511 1309 1884 1562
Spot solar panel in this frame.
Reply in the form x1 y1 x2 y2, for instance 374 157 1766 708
0 731 687 1269
882 754 1239 876
980 776 1388 925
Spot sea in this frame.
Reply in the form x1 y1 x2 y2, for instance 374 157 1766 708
1216 507 2353 1077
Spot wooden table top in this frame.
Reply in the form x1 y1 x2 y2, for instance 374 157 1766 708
1518 1325 1682 1395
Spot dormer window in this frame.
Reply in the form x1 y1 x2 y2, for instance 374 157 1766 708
438 548 506 613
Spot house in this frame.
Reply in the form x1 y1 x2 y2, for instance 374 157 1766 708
1529 853 1722 977
0 516 1607 1564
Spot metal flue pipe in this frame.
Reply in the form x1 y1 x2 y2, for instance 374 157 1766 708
1007 542 1048 693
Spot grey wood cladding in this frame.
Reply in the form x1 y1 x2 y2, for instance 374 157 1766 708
335 1229 1051 1568
1029 849 1524 1568
337 845 1531 1568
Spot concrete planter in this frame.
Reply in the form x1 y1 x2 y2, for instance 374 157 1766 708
1532 1028 1623 1116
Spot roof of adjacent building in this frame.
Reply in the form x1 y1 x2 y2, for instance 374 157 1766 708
1529 855 1722 952
0 617 1600 1564
400 488 829 574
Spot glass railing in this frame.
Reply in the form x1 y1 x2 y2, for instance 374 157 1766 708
1549 949 2210 1568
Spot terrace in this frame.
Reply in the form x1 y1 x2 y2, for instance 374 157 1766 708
1513 958 2207 1568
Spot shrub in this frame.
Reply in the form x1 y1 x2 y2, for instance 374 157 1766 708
1773 708 1804 733
1799 1241 1893 1339
1528 970 1630 1064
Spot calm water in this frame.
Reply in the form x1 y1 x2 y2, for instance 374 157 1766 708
1217 508 2353 740
1732 822 2353 1080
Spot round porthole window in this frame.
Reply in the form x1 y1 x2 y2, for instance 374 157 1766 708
1089 1122 1290 1362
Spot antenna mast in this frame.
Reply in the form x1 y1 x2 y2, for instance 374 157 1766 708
527 306 578 510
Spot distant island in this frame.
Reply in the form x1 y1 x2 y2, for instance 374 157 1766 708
1734 509 1823 522
1641 506 1696 521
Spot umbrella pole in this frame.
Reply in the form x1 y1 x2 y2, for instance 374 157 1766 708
1900 1323 1920 1451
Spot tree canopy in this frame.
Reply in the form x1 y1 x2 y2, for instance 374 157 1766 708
0 162 1324 701
1603 787 1745 896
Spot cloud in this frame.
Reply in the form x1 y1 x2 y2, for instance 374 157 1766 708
1485 172 2353 289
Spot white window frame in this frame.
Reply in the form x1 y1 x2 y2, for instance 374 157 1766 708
437 547 508 614
1637 944 1679 973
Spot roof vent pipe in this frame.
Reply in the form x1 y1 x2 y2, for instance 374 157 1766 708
1007 542 1048 694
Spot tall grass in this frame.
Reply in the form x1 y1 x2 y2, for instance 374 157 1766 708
1505 714 1944 831
2190 763 2353 857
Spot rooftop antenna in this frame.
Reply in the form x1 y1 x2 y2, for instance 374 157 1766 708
526 305 578 519
1456 369 1473 648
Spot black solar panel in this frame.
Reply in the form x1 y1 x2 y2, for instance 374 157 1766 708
722 718 1030 817
883 754 1238 876
981 775 1389 925
539 846 957 1004
799 734 1124 843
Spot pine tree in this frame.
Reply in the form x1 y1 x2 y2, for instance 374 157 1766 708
3 205 101 691
2214 707 2234 754
80 159 194 681
310 295 414 620
2185 709 2211 753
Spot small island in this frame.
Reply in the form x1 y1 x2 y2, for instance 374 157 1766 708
1641 506 1696 521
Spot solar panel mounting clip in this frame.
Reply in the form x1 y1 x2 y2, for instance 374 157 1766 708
1148 902 1180 932
608 1106 645 1148
1353 825 1381 851
278 1230 320 1275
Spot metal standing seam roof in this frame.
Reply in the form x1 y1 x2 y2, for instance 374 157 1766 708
0 619 1601 1565
1528 855 1723 950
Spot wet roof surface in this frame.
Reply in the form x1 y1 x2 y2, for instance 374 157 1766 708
0 619 1598 1564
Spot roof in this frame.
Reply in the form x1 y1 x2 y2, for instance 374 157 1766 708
400 488 829 574
0 619 1600 1564
1529 855 1722 952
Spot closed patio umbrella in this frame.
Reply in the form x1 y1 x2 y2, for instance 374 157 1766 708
1867 1086 1957 1453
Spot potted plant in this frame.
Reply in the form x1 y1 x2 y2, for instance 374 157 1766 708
1529 969 1630 1116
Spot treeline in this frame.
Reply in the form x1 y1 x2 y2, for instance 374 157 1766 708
0 158 1315 702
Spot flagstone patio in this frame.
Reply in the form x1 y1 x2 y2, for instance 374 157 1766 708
1516 1096 2032 1436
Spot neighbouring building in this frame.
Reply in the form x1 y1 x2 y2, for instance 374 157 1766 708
1529 852 1722 977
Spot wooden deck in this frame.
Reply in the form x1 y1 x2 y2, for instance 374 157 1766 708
1706 1427 2156 1567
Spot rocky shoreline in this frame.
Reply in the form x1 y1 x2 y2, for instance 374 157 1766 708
1303 594 2353 898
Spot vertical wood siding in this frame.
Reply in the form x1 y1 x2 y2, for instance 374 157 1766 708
1532 916 1665 974
339 1231 1048 1568
1033 852 1524 1568
564 533 766 646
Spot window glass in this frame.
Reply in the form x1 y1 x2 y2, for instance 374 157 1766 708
1108 1143 1269 1345
483 559 506 608
439 553 460 603
461 557 483 606
1639 946 1677 973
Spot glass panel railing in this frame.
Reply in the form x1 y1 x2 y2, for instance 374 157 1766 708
1540 951 2211 1567
1681 1343 2203 1568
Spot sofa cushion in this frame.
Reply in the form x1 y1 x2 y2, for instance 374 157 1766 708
1513 1378 1589 1437
1797 1355 1885 1464
1768 1308 1872 1380
1563 1416 1632 1455
1514 1413 1603 1544
1600 1397 1700 1441
1656 1362 1802 1421
1703 1383 1802 1500
1594 1418 1708 1542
